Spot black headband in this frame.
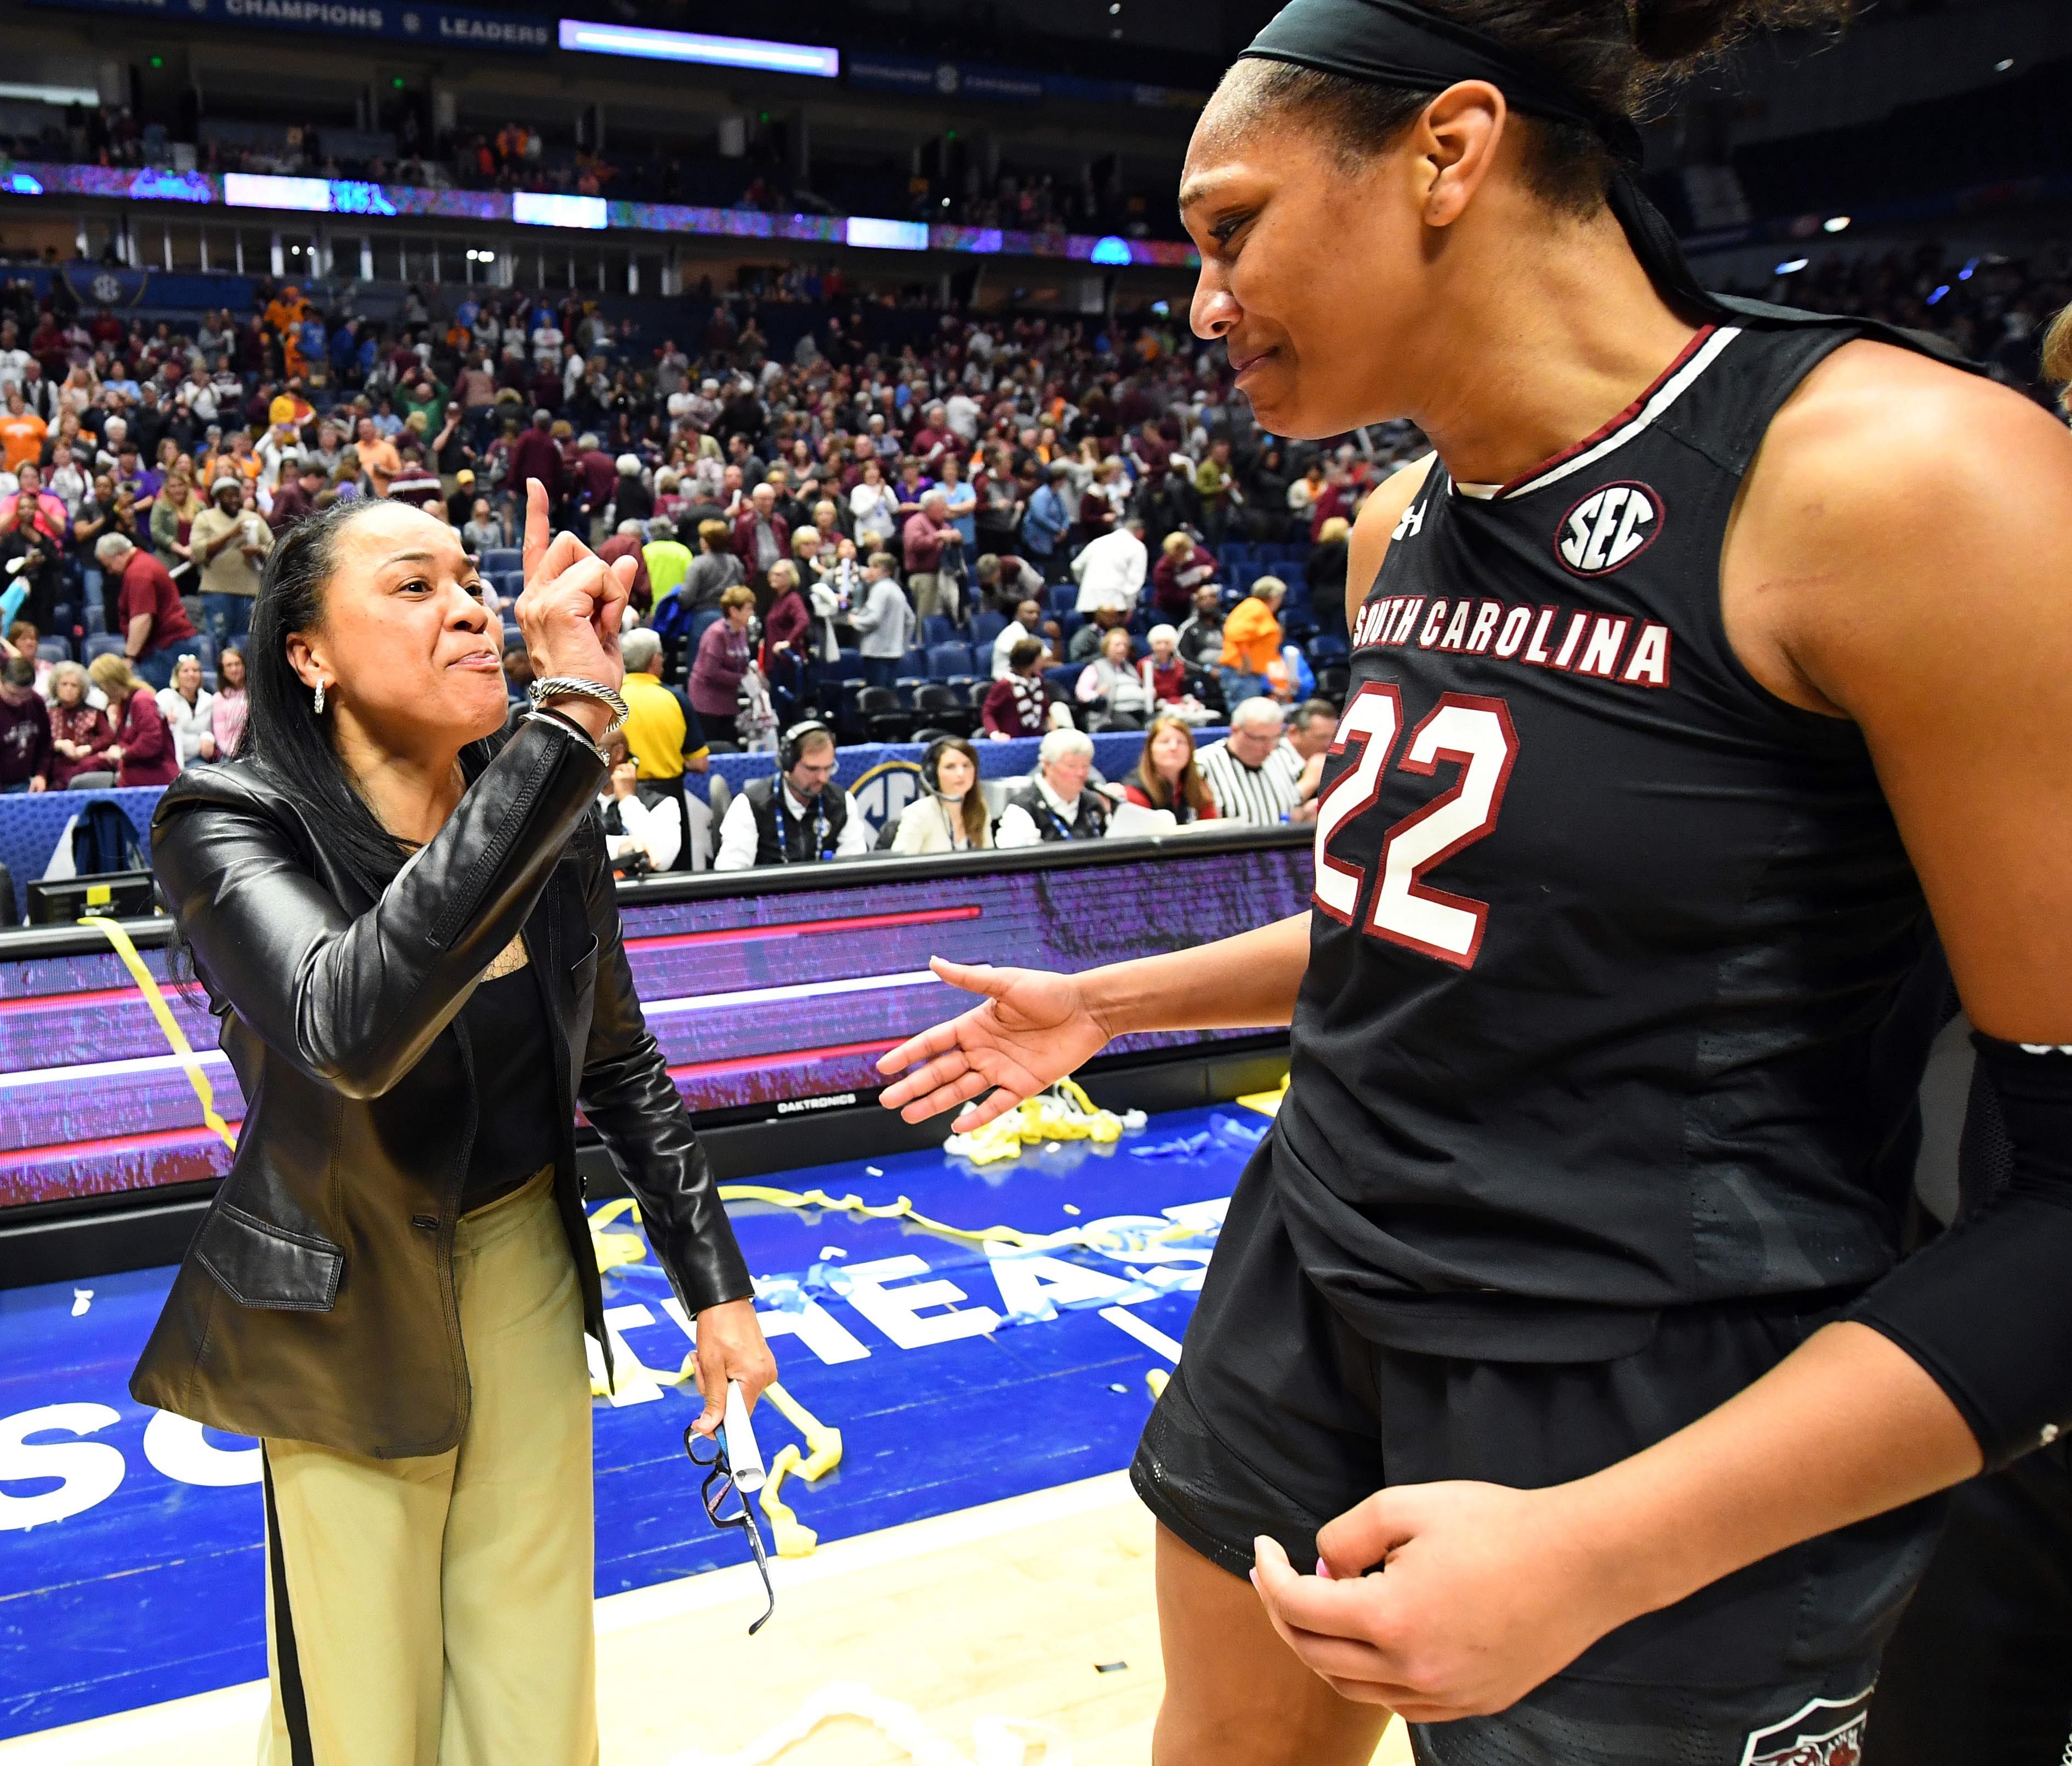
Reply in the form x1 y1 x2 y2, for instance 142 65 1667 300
1236 0 1733 316
1240 0 1644 165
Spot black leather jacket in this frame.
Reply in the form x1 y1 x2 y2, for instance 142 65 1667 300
130 715 752 1458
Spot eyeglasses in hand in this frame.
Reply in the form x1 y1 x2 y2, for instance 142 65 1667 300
684 1422 776 1636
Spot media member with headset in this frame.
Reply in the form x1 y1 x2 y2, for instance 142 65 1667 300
993 726 1117 847
887 736 995 855
713 719 872 869
133 482 775 1766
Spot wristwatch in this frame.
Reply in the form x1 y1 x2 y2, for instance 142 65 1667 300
527 676 629 736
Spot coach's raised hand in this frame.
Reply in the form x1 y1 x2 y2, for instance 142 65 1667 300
515 480 634 738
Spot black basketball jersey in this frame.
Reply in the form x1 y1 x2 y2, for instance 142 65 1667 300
1278 321 1945 1361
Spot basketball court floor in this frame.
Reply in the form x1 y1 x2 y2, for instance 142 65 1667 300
0 1101 1410 1764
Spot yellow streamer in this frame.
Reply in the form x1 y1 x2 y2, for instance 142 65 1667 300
942 1078 1136 1167
81 915 239 1153
758 1382 844 1558
1235 1073 1290 1117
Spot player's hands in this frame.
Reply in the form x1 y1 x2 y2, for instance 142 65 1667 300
516 480 633 698
876 956 1114 1131
687 1297 777 1438
1250 1480 1631 1723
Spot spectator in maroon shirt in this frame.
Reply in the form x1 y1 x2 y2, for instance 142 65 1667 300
572 435 617 538
902 491 961 624
506 411 563 537
86 652 179 785
95 532 197 691
0 657 51 793
981 638 1052 740
597 523 652 615
688 584 755 744
1151 531 1220 621
268 462 327 534
731 485 789 598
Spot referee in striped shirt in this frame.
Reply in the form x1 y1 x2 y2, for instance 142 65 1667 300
1197 697 1310 825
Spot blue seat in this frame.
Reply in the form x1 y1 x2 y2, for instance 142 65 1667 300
1046 584 1077 614
1307 634 1350 665
971 609 1007 647
498 571 526 602
37 639 69 664
1041 664 1081 702
927 642 973 681
481 548 521 575
893 675 927 708
921 614 959 647
901 645 929 679
84 633 126 662
830 648 865 682
82 602 106 636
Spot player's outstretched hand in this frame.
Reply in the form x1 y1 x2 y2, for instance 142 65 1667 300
1249 1481 1627 1723
876 956 1114 1132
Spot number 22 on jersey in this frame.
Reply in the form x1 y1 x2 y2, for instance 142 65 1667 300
1312 682 1520 968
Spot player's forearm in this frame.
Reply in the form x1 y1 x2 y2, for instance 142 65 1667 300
1564 1321 1981 1631
1080 910 1311 1039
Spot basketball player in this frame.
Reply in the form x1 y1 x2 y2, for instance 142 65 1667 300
1858 303 2072 1766
877 3 2072 1763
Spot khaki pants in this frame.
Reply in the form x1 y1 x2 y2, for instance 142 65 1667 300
259 1166 597 1766
910 571 959 624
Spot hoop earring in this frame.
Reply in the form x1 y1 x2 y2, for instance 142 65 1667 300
312 680 326 715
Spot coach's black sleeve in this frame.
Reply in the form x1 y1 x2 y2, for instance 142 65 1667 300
1852 1035 2072 1469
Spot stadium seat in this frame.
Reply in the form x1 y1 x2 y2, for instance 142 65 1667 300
971 609 1008 647
921 614 959 647
913 682 975 737
481 548 521 576
1046 584 1077 614
1317 663 1351 702
858 685 912 744
893 675 927 708
927 642 974 681
1307 634 1350 666
37 640 69 665
1043 664 1081 700
830 648 865 681
901 645 930 679
82 603 105 637
84 634 126 663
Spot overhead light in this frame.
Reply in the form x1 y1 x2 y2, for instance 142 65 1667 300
1774 258 1808 275
1994 57 2014 71
846 216 929 251
514 191 608 230
1822 215 1850 233
1927 284 1950 304
556 19 840 78
0 81 102 106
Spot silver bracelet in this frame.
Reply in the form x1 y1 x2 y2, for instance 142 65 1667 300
528 676 629 736
522 705 611 767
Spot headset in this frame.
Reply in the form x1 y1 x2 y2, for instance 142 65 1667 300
777 720 835 774
920 736 961 796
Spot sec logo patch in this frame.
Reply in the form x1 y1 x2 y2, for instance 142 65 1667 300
1556 481 1662 577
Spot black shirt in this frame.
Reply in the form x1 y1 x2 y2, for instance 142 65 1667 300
1289 320 1941 1361
459 964 560 1209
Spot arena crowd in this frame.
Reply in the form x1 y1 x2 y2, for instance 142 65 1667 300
0 228 2062 883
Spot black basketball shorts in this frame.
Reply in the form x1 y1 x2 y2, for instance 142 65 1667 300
1129 1143 1946 1766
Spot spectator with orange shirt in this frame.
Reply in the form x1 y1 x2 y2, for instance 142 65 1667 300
1217 576 1286 707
